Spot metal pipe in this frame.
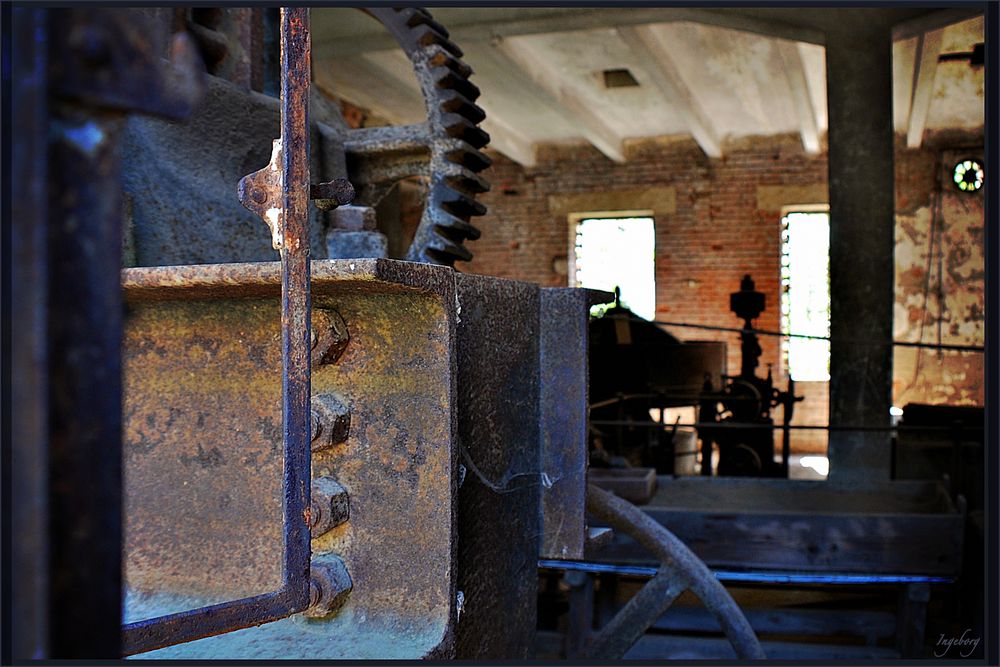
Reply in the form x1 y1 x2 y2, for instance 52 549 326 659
537 560 955 585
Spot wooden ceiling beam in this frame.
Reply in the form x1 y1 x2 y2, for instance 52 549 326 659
777 40 822 154
490 38 626 162
480 115 537 167
313 7 826 59
906 27 945 149
618 25 722 159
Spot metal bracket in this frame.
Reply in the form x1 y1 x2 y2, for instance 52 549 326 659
122 8 315 655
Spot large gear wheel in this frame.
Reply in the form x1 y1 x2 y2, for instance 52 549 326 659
344 7 491 266
121 7 489 268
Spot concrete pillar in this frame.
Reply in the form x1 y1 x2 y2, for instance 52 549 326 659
825 23 896 480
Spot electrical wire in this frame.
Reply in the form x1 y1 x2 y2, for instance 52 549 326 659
634 317 983 353
588 419 983 432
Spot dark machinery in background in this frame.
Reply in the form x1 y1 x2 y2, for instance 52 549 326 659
588 290 726 475
699 275 803 477
588 275 802 478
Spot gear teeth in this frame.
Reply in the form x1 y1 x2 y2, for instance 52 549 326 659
439 90 486 124
432 66 481 102
435 218 482 242
403 9 452 40
441 113 490 148
436 185 488 218
376 7 488 266
444 172 490 195
445 146 492 172
427 48 473 79
426 237 474 263
412 24 464 58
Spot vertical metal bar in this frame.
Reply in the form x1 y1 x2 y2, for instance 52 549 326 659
46 13 126 655
9 6 50 661
121 9 314 653
279 6 312 607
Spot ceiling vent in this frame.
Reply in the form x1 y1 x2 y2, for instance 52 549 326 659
602 68 640 88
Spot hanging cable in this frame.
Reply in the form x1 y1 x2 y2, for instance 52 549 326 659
632 317 983 353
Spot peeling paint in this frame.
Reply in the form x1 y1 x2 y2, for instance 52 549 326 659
893 150 984 407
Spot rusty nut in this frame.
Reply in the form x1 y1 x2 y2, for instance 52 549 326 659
305 555 352 619
310 477 349 537
312 308 349 366
310 393 350 452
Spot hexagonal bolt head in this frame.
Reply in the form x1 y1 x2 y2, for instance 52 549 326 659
329 204 378 231
311 393 350 452
310 477 349 537
312 308 349 366
305 555 353 619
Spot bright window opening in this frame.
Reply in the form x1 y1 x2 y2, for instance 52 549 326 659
573 216 656 320
780 210 830 381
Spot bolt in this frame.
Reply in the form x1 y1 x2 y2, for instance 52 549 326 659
312 309 349 366
304 555 352 619
311 178 356 212
309 477 349 537
329 205 378 232
310 393 350 452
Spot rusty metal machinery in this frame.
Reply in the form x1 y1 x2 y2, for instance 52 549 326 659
7 6 764 661
122 7 489 268
588 293 727 474
699 275 803 477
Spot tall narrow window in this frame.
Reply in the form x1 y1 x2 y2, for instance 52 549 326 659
573 216 656 320
780 210 830 381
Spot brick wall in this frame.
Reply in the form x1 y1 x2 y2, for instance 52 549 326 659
893 135 985 408
462 128 984 454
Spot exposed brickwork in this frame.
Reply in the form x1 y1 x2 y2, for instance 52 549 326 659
463 128 984 454
467 133 825 386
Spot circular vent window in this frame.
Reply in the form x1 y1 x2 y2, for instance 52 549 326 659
953 158 984 192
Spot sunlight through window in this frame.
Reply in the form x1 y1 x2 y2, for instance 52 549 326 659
573 217 656 320
781 211 830 381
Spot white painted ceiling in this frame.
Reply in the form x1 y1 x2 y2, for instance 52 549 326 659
312 8 984 165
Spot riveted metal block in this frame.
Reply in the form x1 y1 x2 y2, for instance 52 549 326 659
310 477 349 537
122 259 459 658
310 393 349 452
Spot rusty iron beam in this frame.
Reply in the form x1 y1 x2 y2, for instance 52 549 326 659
453 273 540 659
121 259 459 659
539 288 613 560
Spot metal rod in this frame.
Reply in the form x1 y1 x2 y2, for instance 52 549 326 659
122 7 314 655
46 49 125 663
123 591 287 656
589 420 984 432
537 560 954 585
643 317 983 353
278 4 312 610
